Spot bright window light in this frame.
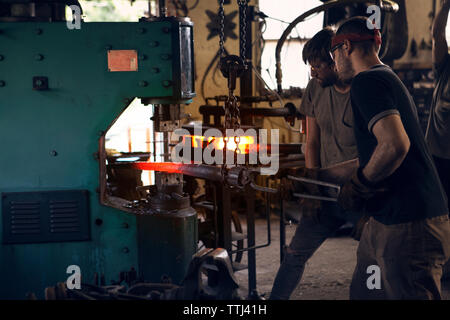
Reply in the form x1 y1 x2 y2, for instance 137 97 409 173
259 0 324 89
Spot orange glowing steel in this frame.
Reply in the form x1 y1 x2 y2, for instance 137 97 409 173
132 162 184 173
183 135 255 154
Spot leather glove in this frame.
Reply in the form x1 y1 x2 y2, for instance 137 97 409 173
283 167 319 199
337 167 386 212
304 167 320 193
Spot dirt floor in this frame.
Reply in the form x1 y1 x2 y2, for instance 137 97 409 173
233 214 450 300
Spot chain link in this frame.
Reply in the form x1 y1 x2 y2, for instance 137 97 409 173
224 94 233 129
218 0 225 58
238 0 248 69
218 0 249 67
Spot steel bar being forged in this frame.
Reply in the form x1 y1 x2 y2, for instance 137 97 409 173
131 162 252 188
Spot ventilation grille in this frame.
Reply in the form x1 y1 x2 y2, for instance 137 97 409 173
2 191 90 244
10 201 41 235
50 200 80 234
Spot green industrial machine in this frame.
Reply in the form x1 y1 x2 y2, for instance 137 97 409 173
0 1 197 299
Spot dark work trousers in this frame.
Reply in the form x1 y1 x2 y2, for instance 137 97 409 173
350 215 450 300
270 203 361 300
433 156 450 210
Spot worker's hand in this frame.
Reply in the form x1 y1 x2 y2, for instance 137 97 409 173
337 167 386 212
285 167 320 196
283 167 323 223
299 167 320 193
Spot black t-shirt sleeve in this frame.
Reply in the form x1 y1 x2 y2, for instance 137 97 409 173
434 52 450 79
351 73 400 133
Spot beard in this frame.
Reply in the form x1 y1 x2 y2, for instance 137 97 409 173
339 57 355 85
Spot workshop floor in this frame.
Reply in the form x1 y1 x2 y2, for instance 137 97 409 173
233 213 450 300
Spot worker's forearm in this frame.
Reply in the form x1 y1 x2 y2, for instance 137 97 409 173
305 116 320 169
362 142 409 184
305 142 320 169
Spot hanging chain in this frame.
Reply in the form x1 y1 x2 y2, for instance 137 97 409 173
218 0 249 130
224 95 233 129
217 0 250 169
235 0 248 134
218 0 225 58
238 0 248 69
218 0 248 64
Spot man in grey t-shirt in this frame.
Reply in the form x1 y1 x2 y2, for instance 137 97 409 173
270 28 362 300
425 0 450 204
300 76 357 168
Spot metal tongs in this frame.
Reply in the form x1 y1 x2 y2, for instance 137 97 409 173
287 175 340 202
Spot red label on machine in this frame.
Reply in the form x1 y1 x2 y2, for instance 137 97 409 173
107 50 138 72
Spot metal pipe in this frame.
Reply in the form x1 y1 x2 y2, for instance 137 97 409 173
205 95 280 104
130 162 252 188
275 0 399 93
199 105 297 118
271 144 303 154
246 187 256 297
241 107 295 117
132 162 223 181
279 187 285 263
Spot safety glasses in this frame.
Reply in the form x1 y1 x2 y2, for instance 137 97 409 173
330 42 344 60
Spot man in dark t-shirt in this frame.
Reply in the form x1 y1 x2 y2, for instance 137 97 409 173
332 16 450 299
426 0 450 207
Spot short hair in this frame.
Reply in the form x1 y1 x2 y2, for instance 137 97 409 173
302 27 335 65
336 16 379 54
